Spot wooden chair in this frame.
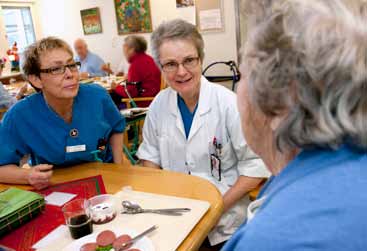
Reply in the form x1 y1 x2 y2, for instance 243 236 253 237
121 76 166 108
0 108 7 120
249 179 267 201
121 77 166 164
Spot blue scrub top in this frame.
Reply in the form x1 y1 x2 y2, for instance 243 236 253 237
223 144 367 251
0 84 125 166
177 95 198 139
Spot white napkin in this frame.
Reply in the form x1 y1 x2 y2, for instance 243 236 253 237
32 225 69 249
44 192 77 206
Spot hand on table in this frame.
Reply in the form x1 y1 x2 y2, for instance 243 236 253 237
101 63 113 75
28 164 53 190
79 72 90 80
15 83 28 100
110 81 118 90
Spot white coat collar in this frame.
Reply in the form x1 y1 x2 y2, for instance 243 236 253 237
167 76 212 141
167 76 212 117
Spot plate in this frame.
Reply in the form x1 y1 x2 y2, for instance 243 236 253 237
62 227 155 251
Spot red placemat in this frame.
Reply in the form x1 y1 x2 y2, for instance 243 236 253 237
0 175 106 251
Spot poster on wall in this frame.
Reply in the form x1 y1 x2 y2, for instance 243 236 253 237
114 0 153 35
176 0 194 8
80 7 103 35
196 0 224 33
199 8 222 30
176 0 196 25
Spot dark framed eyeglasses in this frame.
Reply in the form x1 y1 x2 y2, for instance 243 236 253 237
39 62 81 75
160 57 200 73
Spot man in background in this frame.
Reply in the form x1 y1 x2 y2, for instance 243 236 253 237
74 38 106 78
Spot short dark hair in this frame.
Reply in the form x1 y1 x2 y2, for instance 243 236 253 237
22 36 73 77
124 35 147 53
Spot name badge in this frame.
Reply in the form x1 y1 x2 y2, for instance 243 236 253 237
66 145 86 153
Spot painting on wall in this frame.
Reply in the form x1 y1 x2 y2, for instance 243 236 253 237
114 0 152 35
176 0 194 8
80 7 103 35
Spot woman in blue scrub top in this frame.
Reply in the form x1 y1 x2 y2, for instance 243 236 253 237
0 37 125 190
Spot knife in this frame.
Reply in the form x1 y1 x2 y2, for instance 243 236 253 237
117 225 158 251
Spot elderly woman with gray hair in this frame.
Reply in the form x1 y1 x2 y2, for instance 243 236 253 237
112 35 161 107
137 19 270 248
224 0 367 250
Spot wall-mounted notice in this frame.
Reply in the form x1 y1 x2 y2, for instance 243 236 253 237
196 0 224 32
176 0 196 25
199 8 222 30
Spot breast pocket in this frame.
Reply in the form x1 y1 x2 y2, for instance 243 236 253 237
219 142 236 171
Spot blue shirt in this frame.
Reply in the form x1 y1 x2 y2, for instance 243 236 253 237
0 84 125 166
76 51 106 77
223 145 367 251
177 95 198 139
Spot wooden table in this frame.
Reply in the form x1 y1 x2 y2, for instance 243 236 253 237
0 163 224 251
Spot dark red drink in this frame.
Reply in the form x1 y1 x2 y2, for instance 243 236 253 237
68 214 93 239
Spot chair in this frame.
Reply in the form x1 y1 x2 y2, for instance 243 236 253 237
202 60 241 91
0 108 7 120
121 76 166 108
249 179 267 201
121 76 166 164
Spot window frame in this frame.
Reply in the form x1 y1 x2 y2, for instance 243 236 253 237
0 0 41 75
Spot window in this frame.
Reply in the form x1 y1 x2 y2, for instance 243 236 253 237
2 6 36 52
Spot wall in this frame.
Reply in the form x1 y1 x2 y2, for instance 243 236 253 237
37 0 238 75
0 0 43 74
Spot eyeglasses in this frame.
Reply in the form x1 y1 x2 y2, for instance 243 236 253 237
160 57 200 73
39 62 81 75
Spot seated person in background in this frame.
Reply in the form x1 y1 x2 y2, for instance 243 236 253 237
112 35 161 107
223 0 367 250
0 82 28 109
101 57 130 77
0 37 125 190
137 19 270 249
74 38 106 79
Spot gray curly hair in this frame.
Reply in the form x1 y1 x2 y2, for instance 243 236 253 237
150 19 204 66
124 35 147 53
242 0 367 151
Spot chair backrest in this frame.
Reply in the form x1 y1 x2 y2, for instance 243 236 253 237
160 75 167 90
0 108 7 120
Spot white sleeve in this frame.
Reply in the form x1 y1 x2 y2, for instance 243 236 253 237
136 106 161 166
227 97 271 178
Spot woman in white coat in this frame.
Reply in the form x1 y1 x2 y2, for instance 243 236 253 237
137 19 270 248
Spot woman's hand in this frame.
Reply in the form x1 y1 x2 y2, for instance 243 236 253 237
223 176 264 212
28 164 53 190
110 81 118 90
79 72 90 80
15 83 28 100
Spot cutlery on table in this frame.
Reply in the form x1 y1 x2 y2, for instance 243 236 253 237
121 200 191 216
117 225 158 251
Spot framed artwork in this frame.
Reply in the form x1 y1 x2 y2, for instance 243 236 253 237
80 7 103 35
114 0 152 35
